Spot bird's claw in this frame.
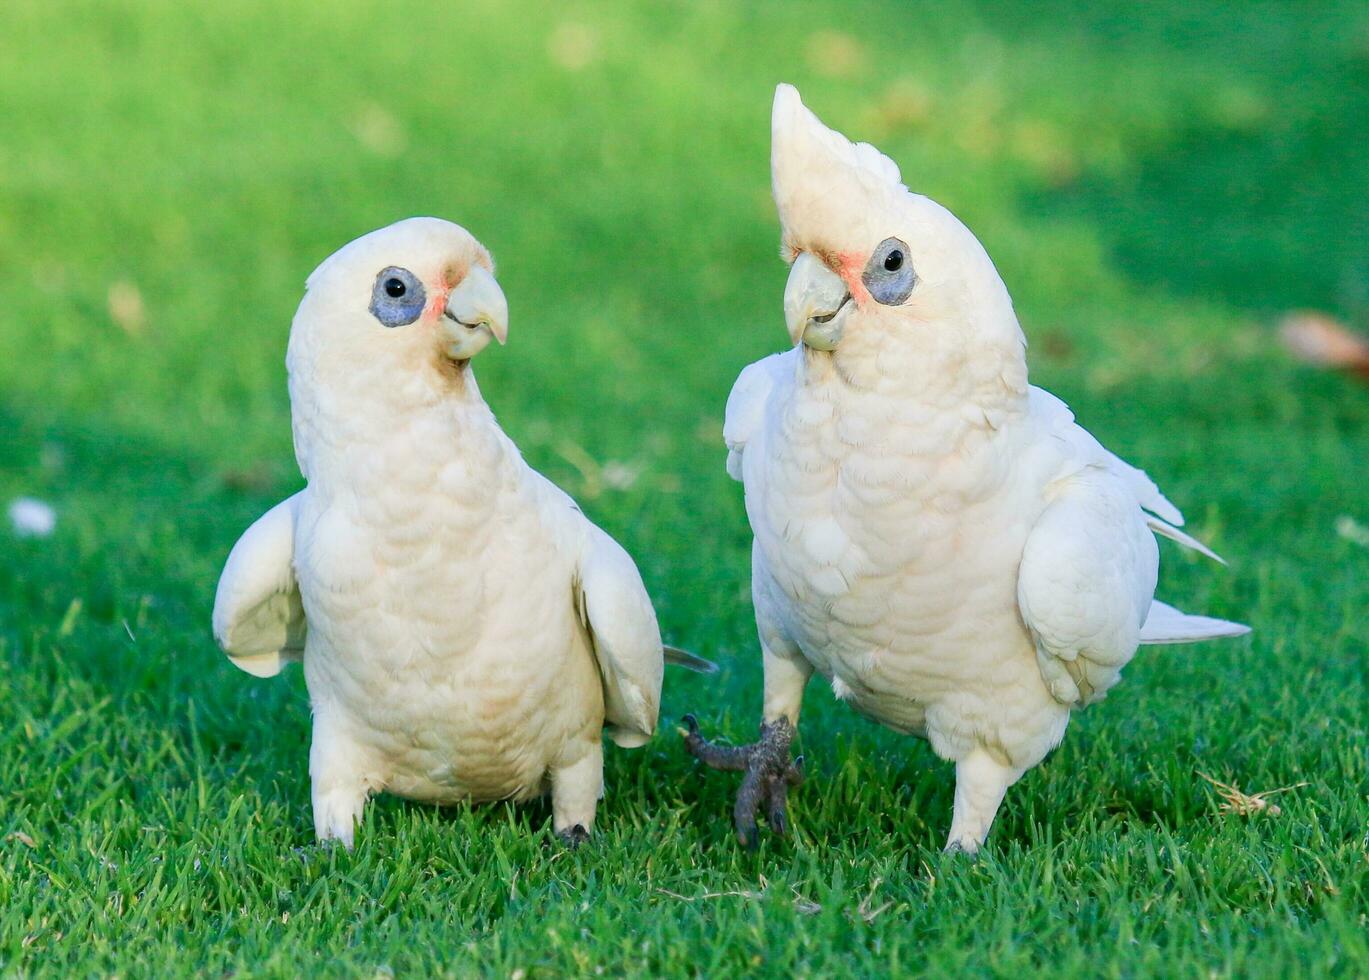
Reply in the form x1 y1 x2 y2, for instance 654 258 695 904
683 715 800 846
942 839 980 860
556 824 591 849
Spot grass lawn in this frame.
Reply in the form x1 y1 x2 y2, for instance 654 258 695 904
2 0 1367 974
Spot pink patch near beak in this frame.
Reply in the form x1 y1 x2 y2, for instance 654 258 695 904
836 251 870 306
427 289 449 319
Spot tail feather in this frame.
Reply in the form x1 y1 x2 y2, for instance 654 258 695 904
664 645 719 674
1147 514 1225 565
1139 599 1250 645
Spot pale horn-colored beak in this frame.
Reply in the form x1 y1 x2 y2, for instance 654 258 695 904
783 251 851 349
442 265 508 360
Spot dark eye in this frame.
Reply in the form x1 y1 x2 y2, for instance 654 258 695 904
370 267 425 327
862 237 916 306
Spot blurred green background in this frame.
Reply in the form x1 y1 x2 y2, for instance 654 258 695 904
1 1 1366 975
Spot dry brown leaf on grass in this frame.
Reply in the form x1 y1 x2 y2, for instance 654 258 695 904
655 877 895 921
108 280 146 336
349 102 407 158
555 441 641 498
861 77 933 139
805 30 864 79
220 462 276 494
1279 310 1369 380
1198 771 1309 817
655 875 822 915
855 877 892 924
547 22 599 71
791 888 822 916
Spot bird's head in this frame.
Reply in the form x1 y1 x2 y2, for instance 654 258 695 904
288 216 508 399
285 217 509 477
771 84 1026 396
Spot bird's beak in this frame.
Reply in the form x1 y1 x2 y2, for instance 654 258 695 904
784 251 851 350
441 265 508 360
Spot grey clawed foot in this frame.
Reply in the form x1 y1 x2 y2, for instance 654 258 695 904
942 840 980 860
682 714 751 771
557 824 591 849
683 715 803 848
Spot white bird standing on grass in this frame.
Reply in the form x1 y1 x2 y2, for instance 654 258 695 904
213 218 710 847
685 86 1249 853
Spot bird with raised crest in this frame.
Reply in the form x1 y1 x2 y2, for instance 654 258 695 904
684 87 1249 854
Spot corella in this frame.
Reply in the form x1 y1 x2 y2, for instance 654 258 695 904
685 87 1249 853
214 218 711 847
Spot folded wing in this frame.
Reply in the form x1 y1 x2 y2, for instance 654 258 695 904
212 492 307 678
1018 470 1159 708
1022 390 1250 705
575 526 665 747
724 351 790 482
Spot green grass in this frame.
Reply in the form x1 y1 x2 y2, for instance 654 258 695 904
2 0 1367 974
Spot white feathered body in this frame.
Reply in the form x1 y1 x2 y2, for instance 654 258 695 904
709 84 1245 852
212 218 667 844
293 384 603 804
734 346 1158 773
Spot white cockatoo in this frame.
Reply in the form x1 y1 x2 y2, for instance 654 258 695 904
213 217 710 847
685 86 1249 853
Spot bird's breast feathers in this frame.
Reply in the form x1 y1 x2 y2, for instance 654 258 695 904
742 359 1068 736
292 420 602 799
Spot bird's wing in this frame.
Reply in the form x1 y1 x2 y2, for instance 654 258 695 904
212 492 307 678
724 351 792 481
1029 386 1184 524
1017 469 1158 708
1030 386 1231 558
575 525 664 748
1021 389 1249 701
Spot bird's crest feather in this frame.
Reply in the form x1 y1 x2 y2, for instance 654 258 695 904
771 84 906 247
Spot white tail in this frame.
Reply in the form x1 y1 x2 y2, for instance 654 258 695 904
1146 514 1225 564
1139 599 1250 645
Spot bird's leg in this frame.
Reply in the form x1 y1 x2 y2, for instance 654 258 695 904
550 737 602 848
732 753 767 845
758 635 813 730
683 634 812 846
765 748 805 835
684 715 804 847
945 749 1019 855
681 714 751 770
309 710 383 849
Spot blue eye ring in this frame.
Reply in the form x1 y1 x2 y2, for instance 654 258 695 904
862 237 916 306
370 266 426 327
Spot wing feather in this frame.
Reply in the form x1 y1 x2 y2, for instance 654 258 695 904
1030 386 1184 525
724 351 791 482
212 492 306 678
576 526 664 748
1022 390 1249 704
1139 599 1250 644
1018 471 1157 708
